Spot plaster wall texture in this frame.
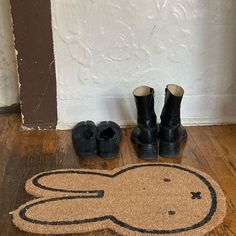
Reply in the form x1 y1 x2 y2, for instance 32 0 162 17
51 0 236 129
0 0 19 107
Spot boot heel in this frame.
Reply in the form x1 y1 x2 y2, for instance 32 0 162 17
131 136 158 160
139 143 158 160
159 139 180 158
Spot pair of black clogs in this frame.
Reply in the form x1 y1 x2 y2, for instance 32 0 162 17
72 121 122 159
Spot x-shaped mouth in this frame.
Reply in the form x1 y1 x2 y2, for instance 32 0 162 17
191 192 202 199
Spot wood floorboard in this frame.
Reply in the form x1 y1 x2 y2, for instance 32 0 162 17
0 114 235 235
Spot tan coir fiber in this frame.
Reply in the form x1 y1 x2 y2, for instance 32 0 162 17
12 163 226 235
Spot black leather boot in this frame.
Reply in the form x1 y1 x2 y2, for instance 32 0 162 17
159 84 187 157
131 86 158 159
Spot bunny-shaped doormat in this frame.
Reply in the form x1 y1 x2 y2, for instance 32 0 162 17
12 163 226 235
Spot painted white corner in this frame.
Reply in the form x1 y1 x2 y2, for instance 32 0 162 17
51 0 236 129
0 0 19 107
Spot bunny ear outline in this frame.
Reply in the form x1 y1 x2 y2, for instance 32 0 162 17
25 163 161 198
12 194 115 235
12 164 153 235
25 168 114 198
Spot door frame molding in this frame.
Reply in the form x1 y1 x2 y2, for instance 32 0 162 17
10 0 57 129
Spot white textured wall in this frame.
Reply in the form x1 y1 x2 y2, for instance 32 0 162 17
0 0 19 107
51 0 236 129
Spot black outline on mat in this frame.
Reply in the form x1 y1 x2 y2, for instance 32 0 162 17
19 164 218 234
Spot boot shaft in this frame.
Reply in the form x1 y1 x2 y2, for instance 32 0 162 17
133 86 157 127
160 84 184 128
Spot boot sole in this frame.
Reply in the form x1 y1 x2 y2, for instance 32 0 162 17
131 136 158 160
159 136 187 158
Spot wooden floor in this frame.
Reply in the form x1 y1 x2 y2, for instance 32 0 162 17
0 114 236 236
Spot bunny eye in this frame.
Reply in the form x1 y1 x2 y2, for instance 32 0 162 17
168 210 176 216
163 178 171 182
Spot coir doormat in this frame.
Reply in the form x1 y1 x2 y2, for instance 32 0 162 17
12 163 226 235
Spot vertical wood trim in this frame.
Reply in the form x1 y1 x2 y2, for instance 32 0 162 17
10 0 57 129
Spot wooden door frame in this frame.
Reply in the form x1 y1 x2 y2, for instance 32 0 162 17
10 0 57 129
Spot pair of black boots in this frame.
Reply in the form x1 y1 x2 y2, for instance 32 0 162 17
131 84 187 159
72 121 121 159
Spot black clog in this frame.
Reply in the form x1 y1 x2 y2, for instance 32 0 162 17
72 121 97 158
97 121 122 159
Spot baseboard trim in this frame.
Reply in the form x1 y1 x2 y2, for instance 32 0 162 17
0 104 21 114
57 116 236 130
